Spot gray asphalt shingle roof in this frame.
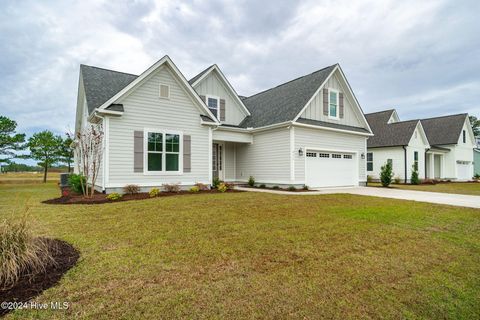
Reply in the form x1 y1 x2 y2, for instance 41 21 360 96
420 114 467 145
239 64 337 128
81 64 138 114
188 65 214 85
365 110 419 147
297 118 370 133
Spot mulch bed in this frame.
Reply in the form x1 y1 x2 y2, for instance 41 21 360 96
0 238 79 317
43 189 243 205
242 186 313 192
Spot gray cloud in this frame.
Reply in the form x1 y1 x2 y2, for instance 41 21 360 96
0 0 479 139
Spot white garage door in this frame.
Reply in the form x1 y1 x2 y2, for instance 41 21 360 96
305 151 357 188
457 161 472 180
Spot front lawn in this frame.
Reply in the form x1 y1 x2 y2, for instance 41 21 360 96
1 182 480 319
368 182 480 196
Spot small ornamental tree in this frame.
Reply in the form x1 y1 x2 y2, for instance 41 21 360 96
74 125 103 197
380 161 393 187
411 163 420 185
27 130 62 182
60 135 74 173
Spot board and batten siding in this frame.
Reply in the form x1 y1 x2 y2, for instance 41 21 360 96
107 65 210 188
235 128 290 184
300 70 365 128
193 71 247 126
367 147 406 181
294 127 367 184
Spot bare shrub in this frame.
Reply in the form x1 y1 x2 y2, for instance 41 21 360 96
194 182 209 191
163 183 180 193
123 184 140 195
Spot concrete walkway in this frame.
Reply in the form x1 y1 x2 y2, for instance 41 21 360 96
236 186 480 209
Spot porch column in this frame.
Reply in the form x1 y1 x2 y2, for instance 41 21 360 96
429 153 435 179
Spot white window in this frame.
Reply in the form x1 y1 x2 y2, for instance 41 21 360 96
367 152 373 171
159 84 170 99
145 130 182 173
328 89 339 119
207 96 219 118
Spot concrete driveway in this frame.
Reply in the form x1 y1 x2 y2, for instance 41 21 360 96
236 186 480 209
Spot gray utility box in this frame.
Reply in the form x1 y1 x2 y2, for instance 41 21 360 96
60 173 70 187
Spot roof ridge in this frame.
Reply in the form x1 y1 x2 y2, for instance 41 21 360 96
189 64 215 83
365 109 396 116
389 119 420 125
420 113 468 121
80 64 138 77
244 64 337 100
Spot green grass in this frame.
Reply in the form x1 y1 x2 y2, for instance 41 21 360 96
368 182 480 196
1 182 480 319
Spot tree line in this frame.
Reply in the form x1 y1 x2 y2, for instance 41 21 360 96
0 115 74 182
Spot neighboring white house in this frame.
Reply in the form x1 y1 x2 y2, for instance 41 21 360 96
365 109 476 182
74 56 373 193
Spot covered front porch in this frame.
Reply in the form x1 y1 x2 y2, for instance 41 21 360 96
211 127 252 183
425 147 449 179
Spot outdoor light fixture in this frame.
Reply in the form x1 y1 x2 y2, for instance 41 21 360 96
298 148 304 156
361 153 365 159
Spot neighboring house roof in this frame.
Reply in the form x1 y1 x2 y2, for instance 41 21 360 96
239 65 337 128
365 110 420 147
80 64 137 114
420 113 468 146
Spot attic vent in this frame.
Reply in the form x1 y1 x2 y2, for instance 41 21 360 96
159 84 170 99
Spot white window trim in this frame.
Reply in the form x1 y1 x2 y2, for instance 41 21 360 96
328 88 340 120
143 128 183 175
366 152 373 172
206 95 220 119
159 83 170 99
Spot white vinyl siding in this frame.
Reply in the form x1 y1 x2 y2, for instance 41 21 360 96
300 69 365 128
235 128 291 184
107 65 210 187
224 142 236 181
193 71 247 126
367 147 405 181
294 126 367 184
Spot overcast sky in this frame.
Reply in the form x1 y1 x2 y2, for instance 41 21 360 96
1 0 479 139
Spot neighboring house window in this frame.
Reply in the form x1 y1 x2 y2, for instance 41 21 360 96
328 90 339 118
147 131 181 172
367 152 373 171
463 130 466 143
207 97 219 118
414 151 418 170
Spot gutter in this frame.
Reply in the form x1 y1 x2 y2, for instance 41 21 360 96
402 146 408 183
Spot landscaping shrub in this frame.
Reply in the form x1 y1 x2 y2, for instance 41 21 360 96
259 184 266 188
394 176 401 184
474 173 480 180
163 183 180 193
212 177 221 189
149 188 160 197
288 186 296 191
0 217 54 288
106 193 122 201
189 186 200 193
380 161 393 187
248 176 255 187
272 186 280 189
302 185 309 190
411 164 420 185
224 182 235 190
195 182 209 191
68 173 86 194
421 179 436 185
123 184 140 195
217 183 227 193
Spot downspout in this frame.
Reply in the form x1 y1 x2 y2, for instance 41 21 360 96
402 146 407 183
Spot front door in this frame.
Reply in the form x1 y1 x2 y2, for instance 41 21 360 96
212 143 224 181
